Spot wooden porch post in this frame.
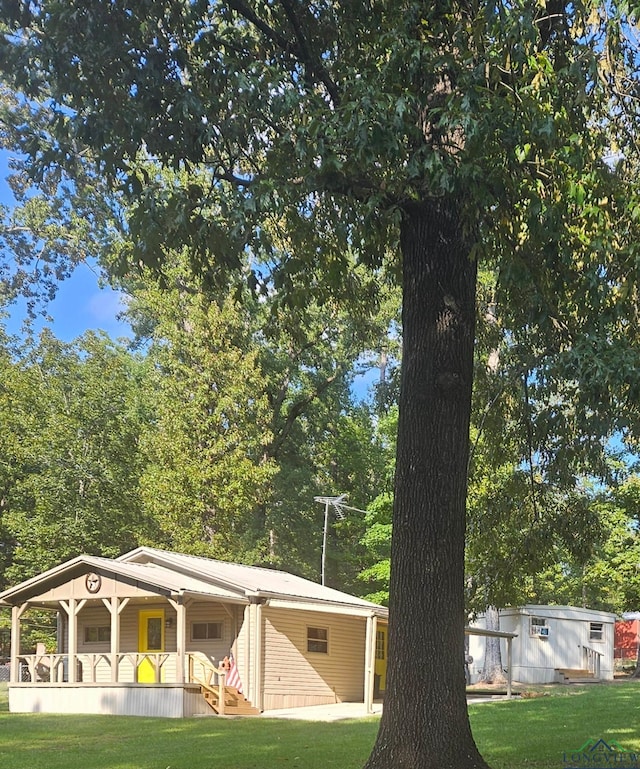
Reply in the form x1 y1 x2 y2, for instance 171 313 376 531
168 596 187 684
254 599 264 712
506 636 513 698
364 614 377 715
68 598 77 683
10 604 25 684
104 597 128 683
60 598 86 683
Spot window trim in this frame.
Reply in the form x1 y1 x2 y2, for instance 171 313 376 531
589 621 604 643
530 616 549 637
307 626 329 654
190 621 223 642
83 625 111 644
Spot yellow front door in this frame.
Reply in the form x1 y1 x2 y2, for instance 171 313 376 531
138 609 165 683
374 626 387 695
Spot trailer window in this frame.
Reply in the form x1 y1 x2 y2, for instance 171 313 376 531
589 622 604 642
530 617 549 637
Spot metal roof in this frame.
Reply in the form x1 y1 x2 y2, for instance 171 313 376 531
0 547 388 617
119 547 386 613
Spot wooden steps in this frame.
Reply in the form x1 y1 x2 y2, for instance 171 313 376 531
555 668 600 684
200 684 260 716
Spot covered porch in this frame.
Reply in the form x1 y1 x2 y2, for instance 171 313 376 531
1 548 390 718
2 557 261 717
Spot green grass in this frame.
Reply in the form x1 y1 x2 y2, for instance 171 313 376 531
1 682 639 769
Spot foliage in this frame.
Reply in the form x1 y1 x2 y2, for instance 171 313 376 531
134 274 277 561
0 329 151 586
4 2 640 768
532 478 640 613
0 87 126 317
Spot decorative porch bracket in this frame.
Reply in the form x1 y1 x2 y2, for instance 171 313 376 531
58 598 87 683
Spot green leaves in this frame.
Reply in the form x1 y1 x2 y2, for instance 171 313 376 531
0 331 150 586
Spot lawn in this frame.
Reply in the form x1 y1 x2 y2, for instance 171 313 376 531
1 682 639 769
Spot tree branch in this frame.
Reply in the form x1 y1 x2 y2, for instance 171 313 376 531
277 0 341 106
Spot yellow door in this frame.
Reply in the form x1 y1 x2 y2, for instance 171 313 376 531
374 626 387 695
138 609 165 683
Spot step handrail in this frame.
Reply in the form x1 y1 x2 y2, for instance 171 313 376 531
581 645 603 679
188 654 226 715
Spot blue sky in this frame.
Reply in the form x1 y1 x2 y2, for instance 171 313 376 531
4 263 131 343
1 149 131 343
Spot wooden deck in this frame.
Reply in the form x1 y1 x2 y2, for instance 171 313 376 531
9 652 260 717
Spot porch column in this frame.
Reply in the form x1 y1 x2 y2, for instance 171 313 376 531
68 598 78 683
60 598 86 683
167 596 186 684
243 605 251 697
253 599 264 712
10 604 26 684
506 636 513 698
247 597 264 710
364 614 377 715
103 597 128 683
109 597 119 683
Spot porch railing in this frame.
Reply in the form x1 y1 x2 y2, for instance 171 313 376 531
581 645 602 679
15 651 218 686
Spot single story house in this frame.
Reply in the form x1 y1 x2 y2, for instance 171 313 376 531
0 547 389 718
468 605 615 684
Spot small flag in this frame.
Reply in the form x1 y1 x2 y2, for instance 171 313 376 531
226 653 243 693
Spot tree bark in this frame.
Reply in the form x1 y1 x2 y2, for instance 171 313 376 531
364 199 488 769
479 606 507 685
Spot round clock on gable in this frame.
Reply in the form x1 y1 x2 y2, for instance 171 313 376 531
85 572 102 594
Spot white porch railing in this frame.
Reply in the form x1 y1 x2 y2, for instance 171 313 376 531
15 652 219 686
581 645 602 679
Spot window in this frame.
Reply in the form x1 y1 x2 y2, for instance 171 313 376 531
84 626 110 643
191 622 223 641
530 617 549 637
376 630 386 660
590 622 604 642
307 627 328 653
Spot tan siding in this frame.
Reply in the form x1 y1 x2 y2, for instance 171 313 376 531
262 607 366 710
77 606 111 654
44 574 162 602
184 601 232 664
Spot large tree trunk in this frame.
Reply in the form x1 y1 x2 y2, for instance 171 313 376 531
364 199 488 769
479 606 507 685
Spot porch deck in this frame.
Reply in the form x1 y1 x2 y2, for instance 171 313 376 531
9 652 231 717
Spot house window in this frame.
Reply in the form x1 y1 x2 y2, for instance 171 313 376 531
84 626 110 643
530 617 549 637
590 622 604 642
307 627 328 653
376 630 386 660
191 622 223 641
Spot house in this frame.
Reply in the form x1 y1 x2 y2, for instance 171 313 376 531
0 547 388 718
614 613 640 661
468 605 615 684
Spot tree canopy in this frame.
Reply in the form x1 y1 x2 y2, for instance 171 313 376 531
3 2 640 768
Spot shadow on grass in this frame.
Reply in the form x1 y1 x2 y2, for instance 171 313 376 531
0 711 380 769
2 682 640 769
470 682 640 769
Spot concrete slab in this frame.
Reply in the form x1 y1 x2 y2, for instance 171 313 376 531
261 701 383 721
260 694 513 721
